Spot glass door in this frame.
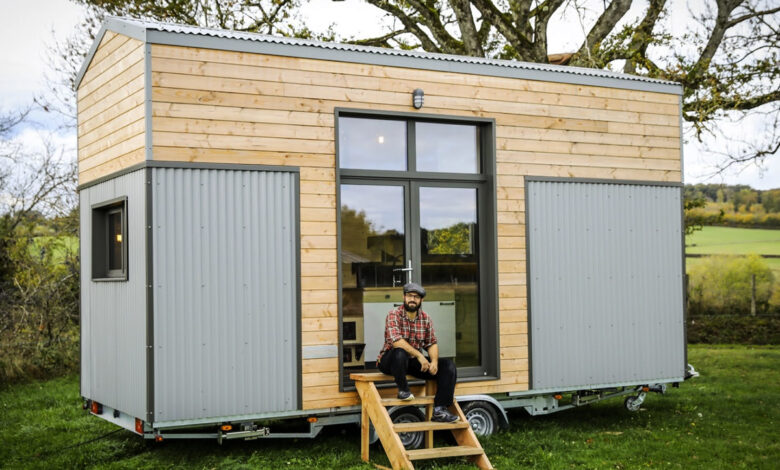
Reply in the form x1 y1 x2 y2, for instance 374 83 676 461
416 185 480 368
340 182 409 372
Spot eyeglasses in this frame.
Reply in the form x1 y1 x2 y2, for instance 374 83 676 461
404 293 422 300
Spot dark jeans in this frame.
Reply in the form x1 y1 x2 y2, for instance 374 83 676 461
378 348 457 407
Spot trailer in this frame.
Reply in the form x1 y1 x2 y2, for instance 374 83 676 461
77 17 694 445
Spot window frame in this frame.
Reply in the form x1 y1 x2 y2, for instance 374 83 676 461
91 197 128 282
335 108 499 389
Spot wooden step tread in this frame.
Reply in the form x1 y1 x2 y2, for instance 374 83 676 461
382 396 435 406
406 445 484 460
394 420 470 432
350 372 417 382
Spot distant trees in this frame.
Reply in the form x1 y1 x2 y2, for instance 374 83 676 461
0 109 79 382
688 255 776 315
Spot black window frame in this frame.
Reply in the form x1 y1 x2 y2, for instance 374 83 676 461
92 197 128 282
335 108 499 390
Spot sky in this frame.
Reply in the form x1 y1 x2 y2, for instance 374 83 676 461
1 0 777 190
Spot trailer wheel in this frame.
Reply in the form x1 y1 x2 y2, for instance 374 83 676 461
390 407 425 450
462 401 499 436
624 396 641 412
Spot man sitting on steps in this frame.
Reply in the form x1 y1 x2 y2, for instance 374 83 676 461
377 282 459 423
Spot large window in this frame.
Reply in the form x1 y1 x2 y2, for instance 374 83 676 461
92 198 127 281
337 111 497 385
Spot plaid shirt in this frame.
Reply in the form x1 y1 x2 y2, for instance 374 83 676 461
377 305 437 363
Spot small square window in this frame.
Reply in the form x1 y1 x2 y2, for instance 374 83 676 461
92 198 128 281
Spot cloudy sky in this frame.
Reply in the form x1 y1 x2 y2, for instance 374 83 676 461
1 0 777 189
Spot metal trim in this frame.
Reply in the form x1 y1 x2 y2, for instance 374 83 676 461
77 161 300 191
75 18 149 89
90 196 129 282
524 178 533 389
524 175 683 188
145 167 155 423
507 378 685 397
678 94 688 369
484 120 500 379
339 169 487 183
335 107 496 125
334 109 344 393
293 172 303 411
78 163 148 191
144 40 153 161
90 195 129 210
75 25 109 90
139 27 682 96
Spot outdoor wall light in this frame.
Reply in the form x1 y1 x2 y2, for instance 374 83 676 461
412 89 424 109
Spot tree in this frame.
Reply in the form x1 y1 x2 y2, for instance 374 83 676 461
74 0 310 36
72 0 778 172
0 108 79 381
355 0 778 171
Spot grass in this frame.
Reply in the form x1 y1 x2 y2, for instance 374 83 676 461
2 345 778 469
686 226 780 255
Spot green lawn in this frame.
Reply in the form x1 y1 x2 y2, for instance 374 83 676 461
686 226 780 255
1 345 778 469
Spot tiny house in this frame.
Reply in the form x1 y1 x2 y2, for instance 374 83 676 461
78 17 690 441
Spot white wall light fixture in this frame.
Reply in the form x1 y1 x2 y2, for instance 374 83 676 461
412 89 424 109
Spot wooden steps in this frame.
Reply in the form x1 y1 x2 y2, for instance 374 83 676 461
407 445 485 460
351 372 493 470
382 396 435 406
394 420 470 432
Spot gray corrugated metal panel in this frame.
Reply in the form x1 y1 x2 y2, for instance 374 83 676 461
79 16 682 95
79 170 148 418
152 168 299 422
527 180 685 391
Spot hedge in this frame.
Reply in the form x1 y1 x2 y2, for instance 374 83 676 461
687 315 780 344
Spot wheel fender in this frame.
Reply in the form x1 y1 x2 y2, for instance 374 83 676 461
456 395 510 429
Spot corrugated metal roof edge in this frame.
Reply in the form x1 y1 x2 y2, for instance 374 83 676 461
76 16 683 96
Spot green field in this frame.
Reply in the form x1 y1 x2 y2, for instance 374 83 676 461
1 345 778 469
686 226 780 255
685 226 780 276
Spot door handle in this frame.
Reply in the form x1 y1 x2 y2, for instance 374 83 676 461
392 259 413 285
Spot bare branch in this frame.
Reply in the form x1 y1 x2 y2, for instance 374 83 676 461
451 0 484 56
569 0 632 66
364 0 440 52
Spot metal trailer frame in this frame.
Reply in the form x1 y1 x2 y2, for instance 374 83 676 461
84 363 699 442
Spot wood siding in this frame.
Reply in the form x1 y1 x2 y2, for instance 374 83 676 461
77 32 146 184
144 44 680 410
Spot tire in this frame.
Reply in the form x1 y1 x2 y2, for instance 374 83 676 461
624 396 641 412
462 401 499 437
390 407 425 450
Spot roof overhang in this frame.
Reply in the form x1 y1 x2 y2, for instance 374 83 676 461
76 16 683 96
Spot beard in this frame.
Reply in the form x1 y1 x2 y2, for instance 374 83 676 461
404 301 420 312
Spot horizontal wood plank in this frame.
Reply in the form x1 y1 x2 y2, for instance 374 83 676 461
151 44 680 105
151 56 679 116
302 358 339 374
152 147 333 167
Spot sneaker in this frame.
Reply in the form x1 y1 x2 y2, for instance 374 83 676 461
397 390 414 401
432 406 459 423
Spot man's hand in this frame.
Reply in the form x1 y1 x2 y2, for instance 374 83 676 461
428 360 439 375
417 354 431 373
